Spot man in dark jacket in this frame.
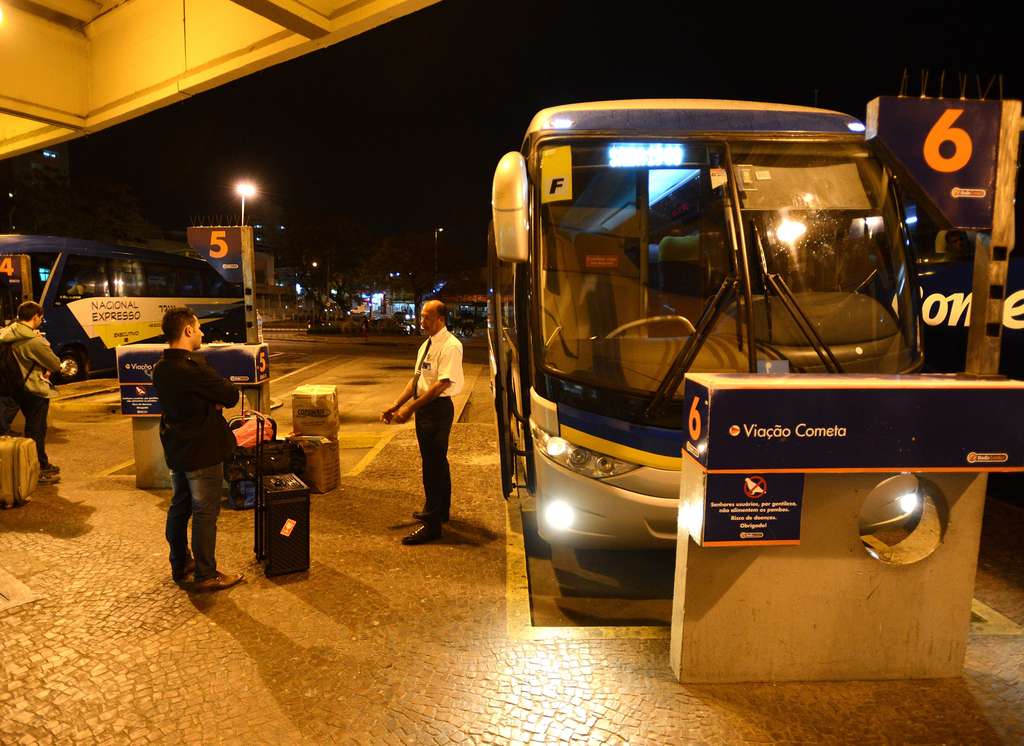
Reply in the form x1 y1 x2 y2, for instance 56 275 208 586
153 307 242 591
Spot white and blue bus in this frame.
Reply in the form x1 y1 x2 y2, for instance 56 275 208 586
0 235 244 380
902 201 1024 380
488 99 924 548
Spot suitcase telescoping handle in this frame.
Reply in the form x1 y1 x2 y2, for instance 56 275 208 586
248 410 272 561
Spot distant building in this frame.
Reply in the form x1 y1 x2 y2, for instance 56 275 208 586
1 144 70 232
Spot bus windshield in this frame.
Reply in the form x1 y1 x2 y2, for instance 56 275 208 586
537 140 919 397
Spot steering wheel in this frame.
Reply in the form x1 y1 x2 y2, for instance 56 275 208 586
605 315 696 339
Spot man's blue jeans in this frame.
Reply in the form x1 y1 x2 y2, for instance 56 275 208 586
13 391 50 468
167 463 224 581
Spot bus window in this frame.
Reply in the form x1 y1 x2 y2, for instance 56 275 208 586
31 252 57 300
57 255 110 303
109 258 146 297
179 267 203 297
146 263 181 297
204 266 236 298
498 257 515 335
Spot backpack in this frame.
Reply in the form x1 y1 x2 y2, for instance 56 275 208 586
0 338 32 397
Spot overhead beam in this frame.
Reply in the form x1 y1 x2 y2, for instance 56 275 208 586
5 0 101 25
0 95 87 129
0 0 441 160
229 0 332 39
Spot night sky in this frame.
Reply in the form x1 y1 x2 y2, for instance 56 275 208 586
68 0 1014 263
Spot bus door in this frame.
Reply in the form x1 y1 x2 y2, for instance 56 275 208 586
488 224 536 496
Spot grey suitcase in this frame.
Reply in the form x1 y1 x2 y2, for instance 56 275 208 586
0 435 40 508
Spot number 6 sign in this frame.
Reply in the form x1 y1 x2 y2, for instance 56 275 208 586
866 96 1001 230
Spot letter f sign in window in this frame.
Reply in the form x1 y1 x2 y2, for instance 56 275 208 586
541 146 573 203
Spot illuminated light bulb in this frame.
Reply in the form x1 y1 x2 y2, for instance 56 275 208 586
546 437 569 458
898 492 920 514
545 500 575 531
776 219 807 245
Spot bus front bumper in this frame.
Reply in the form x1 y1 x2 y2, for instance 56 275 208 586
534 454 679 549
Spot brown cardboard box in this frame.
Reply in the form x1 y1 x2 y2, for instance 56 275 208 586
292 384 340 438
288 436 340 493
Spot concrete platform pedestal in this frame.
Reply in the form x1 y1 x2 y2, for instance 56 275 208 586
131 417 171 489
670 471 986 683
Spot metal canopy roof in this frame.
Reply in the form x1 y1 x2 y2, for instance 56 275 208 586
0 0 440 160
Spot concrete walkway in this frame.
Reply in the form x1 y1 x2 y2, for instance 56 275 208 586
2 383 1023 743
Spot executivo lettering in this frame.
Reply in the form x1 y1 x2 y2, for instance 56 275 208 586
737 423 848 440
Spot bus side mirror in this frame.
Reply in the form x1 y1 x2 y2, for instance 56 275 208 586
491 152 529 263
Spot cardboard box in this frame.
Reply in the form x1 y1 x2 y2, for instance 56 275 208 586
292 384 340 437
288 436 340 493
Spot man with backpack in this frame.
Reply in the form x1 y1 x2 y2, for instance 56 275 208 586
0 301 62 484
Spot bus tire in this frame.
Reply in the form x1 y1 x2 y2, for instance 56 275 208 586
56 348 88 383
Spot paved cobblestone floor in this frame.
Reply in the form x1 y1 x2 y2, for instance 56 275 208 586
2 413 1024 743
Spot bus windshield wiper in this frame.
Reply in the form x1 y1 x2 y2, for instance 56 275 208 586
750 222 843 374
644 275 738 418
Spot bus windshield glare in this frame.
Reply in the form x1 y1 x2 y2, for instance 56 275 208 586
537 140 919 397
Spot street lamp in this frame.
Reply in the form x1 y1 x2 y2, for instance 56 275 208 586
434 226 444 280
235 181 257 225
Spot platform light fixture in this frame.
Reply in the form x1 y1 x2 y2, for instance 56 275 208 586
234 181 257 225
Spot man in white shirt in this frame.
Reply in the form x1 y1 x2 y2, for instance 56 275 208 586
381 300 464 545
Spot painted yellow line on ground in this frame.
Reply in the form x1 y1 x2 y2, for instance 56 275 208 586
971 598 1024 635
273 361 321 384
94 458 136 478
339 431 383 449
505 494 669 641
345 429 400 477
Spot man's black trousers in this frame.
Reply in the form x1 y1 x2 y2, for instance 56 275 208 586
415 397 454 525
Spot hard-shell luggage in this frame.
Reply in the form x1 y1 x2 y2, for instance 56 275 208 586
0 435 40 508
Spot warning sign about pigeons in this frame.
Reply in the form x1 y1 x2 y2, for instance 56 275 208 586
702 473 804 547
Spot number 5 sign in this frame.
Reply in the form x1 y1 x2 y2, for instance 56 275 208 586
187 226 246 283
866 97 1003 230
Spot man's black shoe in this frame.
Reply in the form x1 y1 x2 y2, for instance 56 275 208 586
172 557 196 582
412 510 449 523
402 524 442 545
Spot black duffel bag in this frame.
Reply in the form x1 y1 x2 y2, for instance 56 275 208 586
225 440 306 483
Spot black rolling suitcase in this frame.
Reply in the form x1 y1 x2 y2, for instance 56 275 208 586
251 412 310 576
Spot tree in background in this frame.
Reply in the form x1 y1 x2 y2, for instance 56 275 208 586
280 211 374 316
364 232 441 318
10 163 155 243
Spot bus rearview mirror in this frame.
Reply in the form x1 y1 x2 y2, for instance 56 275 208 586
491 152 529 263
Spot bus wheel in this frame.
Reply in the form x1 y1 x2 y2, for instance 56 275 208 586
57 349 88 383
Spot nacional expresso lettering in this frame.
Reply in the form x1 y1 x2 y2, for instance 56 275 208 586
91 299 141 323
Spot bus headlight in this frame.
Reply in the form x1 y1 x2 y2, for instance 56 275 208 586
532 426 639 478
544 500 575 531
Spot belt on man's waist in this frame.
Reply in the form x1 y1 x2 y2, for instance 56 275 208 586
417 396 454 416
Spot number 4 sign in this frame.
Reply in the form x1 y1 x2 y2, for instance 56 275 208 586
866 97 1003 230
